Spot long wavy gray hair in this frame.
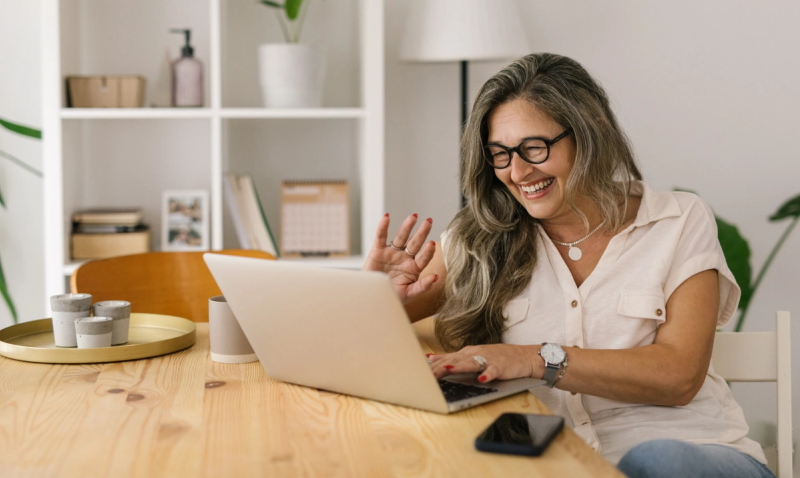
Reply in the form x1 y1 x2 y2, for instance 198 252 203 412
435 53 642 352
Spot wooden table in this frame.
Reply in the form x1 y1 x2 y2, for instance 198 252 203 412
0 320 622 477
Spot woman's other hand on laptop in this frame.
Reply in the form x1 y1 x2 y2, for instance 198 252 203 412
363 213 439 304
429 344 545 384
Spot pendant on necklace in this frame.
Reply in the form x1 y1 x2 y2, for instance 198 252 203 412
568 246 583 261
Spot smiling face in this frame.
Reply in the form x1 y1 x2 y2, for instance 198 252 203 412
487 98 577 225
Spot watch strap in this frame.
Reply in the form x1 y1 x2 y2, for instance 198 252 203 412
542 361 560 387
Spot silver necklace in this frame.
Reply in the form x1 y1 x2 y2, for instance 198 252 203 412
550 221 606 261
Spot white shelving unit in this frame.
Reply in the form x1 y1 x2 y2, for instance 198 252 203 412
41 0 384 303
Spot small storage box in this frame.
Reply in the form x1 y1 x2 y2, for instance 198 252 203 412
66 75 146 108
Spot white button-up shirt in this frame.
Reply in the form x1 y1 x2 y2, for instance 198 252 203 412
444 181 766 465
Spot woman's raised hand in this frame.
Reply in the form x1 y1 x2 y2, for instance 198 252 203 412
363 213 438 304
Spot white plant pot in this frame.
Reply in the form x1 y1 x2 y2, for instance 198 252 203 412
258 43 325 108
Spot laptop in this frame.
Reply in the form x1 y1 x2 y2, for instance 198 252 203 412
203 253 544 414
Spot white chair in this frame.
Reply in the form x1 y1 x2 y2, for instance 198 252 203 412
711 311 792 478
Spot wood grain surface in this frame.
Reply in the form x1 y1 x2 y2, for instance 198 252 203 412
0 323 623 478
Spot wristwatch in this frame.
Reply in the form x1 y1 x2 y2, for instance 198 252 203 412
539 343 567 388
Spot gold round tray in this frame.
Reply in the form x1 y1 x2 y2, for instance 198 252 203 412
0 313 196 364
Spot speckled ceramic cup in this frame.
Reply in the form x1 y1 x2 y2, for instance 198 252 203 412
92 300 131 345
75 316 113 348
209 296 257 364
50 293 92 347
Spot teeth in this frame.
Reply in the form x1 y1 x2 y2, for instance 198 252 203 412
521 177 554 194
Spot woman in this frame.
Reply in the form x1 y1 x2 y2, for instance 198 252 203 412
364 53 773 478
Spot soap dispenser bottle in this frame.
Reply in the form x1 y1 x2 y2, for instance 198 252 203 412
170 29 203 107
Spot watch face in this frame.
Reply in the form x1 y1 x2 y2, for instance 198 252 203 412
541 344 566 363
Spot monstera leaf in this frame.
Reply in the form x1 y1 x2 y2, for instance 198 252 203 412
769 194 800 221
715 216 753 311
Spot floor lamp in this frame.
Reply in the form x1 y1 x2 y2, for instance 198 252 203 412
400 0 529 206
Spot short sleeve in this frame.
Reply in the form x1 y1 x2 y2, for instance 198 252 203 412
663 195 741 327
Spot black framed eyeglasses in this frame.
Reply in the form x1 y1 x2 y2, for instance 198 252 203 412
484 128 572 169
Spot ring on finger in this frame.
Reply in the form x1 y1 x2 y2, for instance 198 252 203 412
404 246 418 257
471 355 487 373
389 242 406 251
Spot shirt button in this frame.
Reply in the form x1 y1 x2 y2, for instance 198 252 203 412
656 309 663 316
571 300 578 308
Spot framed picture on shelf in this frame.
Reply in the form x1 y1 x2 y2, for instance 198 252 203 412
161 190 209 251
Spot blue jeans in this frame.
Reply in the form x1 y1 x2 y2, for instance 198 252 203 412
617 439 775 478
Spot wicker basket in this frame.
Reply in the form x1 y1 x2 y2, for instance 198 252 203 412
66 75 146 108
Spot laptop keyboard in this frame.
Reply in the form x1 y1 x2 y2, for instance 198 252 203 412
438 380 498 403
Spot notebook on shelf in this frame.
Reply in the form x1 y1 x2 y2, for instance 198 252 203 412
224 173 280 258
72 208 143 225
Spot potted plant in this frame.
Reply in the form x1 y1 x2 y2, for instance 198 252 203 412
258 0 326 108
0 117 43 324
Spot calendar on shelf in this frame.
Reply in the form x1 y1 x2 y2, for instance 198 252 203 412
280 181 349 258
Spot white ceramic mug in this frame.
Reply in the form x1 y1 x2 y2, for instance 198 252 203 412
50 293 92 347
209 296 257 364
75 316 113 349
92 300 131 345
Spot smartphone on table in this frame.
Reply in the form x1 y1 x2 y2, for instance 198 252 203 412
475 413 565 457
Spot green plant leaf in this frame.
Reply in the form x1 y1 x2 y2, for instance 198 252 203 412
285 0 302 20
716 215 753 311
0 256 18 324
0 118 42 139
769 193 800 221
260 1 283 8
0 184 5 208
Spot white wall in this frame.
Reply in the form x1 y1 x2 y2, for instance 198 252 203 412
387 0 800 473
0 0 44 328
2 0 798 472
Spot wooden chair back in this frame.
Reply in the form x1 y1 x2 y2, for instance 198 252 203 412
711 311 792 478
70 250 275 322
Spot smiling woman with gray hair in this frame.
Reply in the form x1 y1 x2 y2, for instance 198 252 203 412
363 53 773 477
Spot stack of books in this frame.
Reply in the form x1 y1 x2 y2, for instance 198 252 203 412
71 209 150 260
224 174 280 258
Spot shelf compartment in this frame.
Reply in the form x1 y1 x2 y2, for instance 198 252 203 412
222 118 362 257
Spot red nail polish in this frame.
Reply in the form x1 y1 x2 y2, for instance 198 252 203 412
384 212 389 217
426 354 433 358
426 217 432 223
478 376 487 383
433 274 439 282
412 213 418 218
445 365 454 370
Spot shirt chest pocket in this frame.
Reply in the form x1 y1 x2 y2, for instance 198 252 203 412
617 290 667 323
608 290 667 347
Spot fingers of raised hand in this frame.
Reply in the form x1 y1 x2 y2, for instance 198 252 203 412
372 213 390 249
404 272 439 302
389 214 419 249
414 240 436 271
404 217 433 257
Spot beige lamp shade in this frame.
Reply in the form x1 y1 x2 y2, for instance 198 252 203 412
400 0 530 62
